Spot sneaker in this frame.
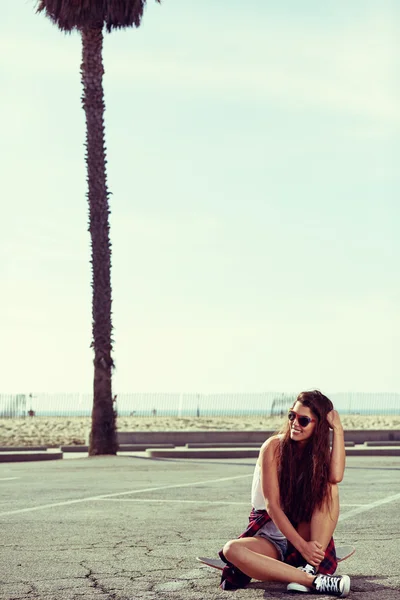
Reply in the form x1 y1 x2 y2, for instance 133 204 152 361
287 564 317 593
312 574 351 597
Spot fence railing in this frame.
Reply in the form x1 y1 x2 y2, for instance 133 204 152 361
1 392 399 418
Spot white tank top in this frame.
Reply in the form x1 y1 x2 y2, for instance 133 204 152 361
251 461 286 541
251 462 266 510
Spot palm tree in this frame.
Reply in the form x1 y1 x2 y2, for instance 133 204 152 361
36 1 160 455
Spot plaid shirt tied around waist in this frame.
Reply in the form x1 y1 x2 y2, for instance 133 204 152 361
218 508 337 590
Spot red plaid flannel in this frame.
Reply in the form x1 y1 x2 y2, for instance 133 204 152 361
219 508 337 590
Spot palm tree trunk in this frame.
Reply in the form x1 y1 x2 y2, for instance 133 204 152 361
81 25 117 456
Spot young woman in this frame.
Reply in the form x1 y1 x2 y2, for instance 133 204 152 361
219 390 351 597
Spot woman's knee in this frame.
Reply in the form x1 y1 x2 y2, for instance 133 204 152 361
223 539 240 561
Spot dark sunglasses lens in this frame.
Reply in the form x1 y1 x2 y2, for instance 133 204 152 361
288 411 312 427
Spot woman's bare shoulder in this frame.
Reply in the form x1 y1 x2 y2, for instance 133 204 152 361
259 435 282 462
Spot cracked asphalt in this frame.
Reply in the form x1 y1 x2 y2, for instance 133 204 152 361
0 454 399 600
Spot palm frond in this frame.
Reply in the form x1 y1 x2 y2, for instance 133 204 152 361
36 0 160 32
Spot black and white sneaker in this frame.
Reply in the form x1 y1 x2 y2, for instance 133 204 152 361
312 574 351 597
287 564 317 593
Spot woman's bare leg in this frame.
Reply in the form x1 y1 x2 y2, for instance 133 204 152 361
295 482 339 568
223 537 315 585
310 483 339 550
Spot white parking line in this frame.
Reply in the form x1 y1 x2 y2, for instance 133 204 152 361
339 491 400 522
95 498 250 505
0 473 252 517
95 498 366 507
0 477 20 481
1 473 397 519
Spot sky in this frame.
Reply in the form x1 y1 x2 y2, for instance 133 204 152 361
1 0 399 397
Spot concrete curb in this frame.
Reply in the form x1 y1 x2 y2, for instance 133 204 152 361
364 441 400 447
117 429 400 445
2 430 399 461
61 445 88 452
61 444 176 452
0 446 48 452
117 430 277 445
185 441 356 448
0 451 63 463
346 446 400 456
186 442 266 448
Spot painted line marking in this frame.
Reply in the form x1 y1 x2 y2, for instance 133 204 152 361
0 477 20 481
95 498 250 505
94 499 366 507
0 473 252 517
339 491 400 522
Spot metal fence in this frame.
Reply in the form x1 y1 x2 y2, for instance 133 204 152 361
0 392 399 418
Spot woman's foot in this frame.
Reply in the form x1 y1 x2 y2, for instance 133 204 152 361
287 564 317 593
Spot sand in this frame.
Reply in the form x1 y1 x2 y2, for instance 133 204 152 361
0 414 399 447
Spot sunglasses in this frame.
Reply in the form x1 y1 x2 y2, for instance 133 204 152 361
288 410 316 428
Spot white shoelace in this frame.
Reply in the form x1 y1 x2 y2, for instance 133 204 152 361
315 575 340 593
301 564 316 575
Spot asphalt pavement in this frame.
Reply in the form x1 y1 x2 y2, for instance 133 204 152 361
0 454 399 600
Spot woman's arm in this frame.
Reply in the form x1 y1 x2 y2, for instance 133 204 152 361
259 437 324 566
327 410 346 483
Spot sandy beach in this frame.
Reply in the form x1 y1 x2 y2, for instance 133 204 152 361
0 414 399 447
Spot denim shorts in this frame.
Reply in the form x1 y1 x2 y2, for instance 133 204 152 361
254 520 288 561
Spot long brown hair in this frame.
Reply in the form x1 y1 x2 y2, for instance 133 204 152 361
277 390 333 523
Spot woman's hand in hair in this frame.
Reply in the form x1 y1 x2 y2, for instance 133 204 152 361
326 410 343 431
301 540 325 567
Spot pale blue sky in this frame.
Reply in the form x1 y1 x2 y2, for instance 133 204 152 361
1 1 399 394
